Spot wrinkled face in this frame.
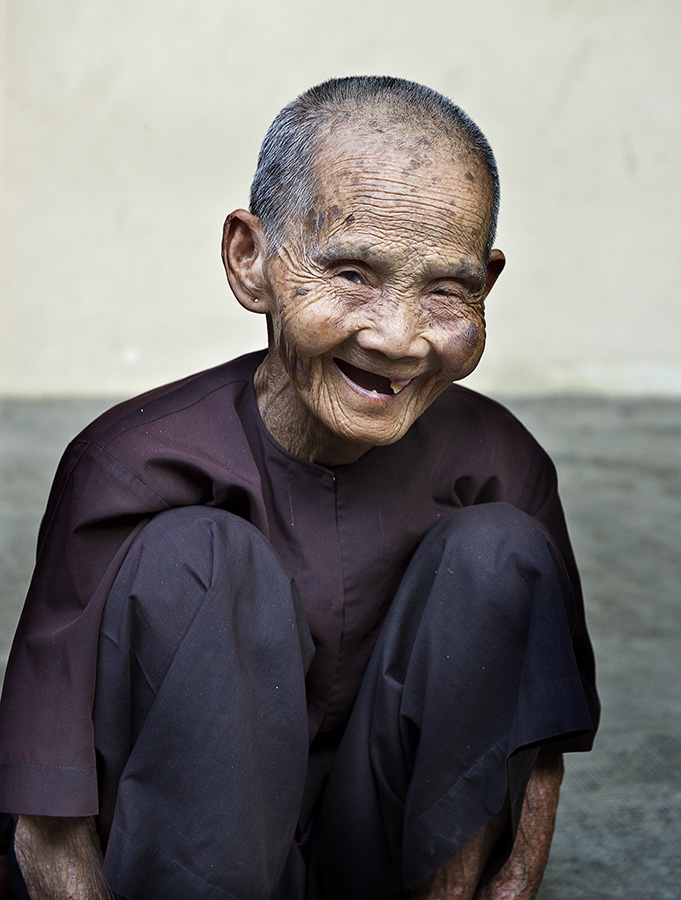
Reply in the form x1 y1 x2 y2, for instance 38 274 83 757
259 131 501 459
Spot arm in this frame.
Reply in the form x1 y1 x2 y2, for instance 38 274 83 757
476 753 564 900
14 815 114 900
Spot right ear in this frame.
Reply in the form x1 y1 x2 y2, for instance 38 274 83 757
221 209 270 313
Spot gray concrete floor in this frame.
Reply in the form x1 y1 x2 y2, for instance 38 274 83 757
1 396 680 898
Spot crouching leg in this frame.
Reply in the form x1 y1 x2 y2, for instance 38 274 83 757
93 506 314 900
310 503 593 900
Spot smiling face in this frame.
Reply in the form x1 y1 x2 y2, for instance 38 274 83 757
224 128 505 465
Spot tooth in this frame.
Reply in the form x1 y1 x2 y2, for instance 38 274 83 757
390 382 405 394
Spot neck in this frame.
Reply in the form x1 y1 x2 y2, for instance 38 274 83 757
253 353 371 466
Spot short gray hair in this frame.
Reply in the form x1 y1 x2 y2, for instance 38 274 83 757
249 75 500 262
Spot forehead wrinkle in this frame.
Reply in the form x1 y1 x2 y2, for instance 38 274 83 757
317 143 490 197
315 177 491 253
318 188 489 238
321 204 488 263
303 147 492 266
320 173 483 214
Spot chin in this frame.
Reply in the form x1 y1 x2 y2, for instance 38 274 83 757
337 419 413 449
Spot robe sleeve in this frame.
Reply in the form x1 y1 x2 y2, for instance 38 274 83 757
0 439 171 815
515 443 600 752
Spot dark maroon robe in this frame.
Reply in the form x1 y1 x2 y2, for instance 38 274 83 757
0 350 598 816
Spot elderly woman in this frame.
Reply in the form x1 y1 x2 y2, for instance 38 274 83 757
1 76 598 900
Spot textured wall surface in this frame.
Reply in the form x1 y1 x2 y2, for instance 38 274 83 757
1 0 679 396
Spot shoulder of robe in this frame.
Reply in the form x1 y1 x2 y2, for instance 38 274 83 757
422 383 546 458
75 350 266 450
36 351 268 550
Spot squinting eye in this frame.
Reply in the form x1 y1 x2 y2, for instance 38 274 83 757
339 270 362 283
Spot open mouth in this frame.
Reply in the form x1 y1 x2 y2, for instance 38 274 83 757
333 358 411 396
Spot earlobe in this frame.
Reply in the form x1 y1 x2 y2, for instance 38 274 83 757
221 209 270 313
483 249 506 298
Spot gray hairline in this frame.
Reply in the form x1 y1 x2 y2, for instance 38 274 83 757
249 78 500 264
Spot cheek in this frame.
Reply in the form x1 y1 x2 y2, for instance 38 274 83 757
278 287 356 359
462 319 485 350
440 318 486 373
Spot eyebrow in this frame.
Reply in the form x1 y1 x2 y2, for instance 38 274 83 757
426 258 487 291
312 242 487 289
310 243 385 268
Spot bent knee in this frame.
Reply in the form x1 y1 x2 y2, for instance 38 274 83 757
133 504 252 563
417 504 570 633
430 502 556 569
102 506 283 636
124 505 276 590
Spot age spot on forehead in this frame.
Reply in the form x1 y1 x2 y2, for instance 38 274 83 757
465 171 475 182
402 158 423 176
295 287 309 296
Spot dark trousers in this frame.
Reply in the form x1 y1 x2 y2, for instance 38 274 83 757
93 503 592 900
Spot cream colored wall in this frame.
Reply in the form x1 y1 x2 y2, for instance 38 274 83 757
1 0 679 397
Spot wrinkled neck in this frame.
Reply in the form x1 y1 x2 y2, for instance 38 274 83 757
253 353 372 466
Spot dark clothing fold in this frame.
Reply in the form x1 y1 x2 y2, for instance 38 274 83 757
91 503 592 899
0 350 599 867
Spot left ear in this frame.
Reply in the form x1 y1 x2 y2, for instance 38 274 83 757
221 209 271 314
483 249 506 298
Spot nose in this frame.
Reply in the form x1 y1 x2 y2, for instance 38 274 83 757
355 295 430 360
